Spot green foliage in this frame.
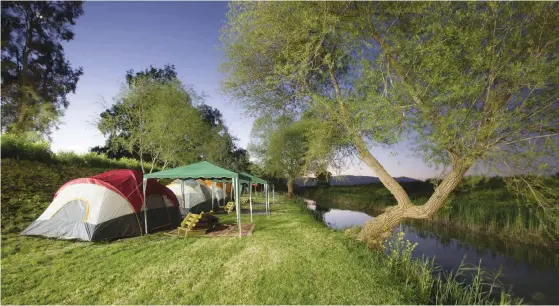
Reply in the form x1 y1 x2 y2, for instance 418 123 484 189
222 2 559 227
1 1 84 136
96 65 251 173
0 133 158 172
223 2 558 169
97 76 210 172
249 116 315 180
0 133 53 162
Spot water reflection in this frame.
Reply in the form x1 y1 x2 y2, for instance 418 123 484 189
305 199 559 304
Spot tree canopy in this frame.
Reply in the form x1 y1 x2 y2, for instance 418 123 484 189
1 1 84 136
249 116 312 197
96 65 252 173
222 2 559 246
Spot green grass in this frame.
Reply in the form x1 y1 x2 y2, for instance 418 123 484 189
2 206 412 303
1 158 412 304
1 158 519 304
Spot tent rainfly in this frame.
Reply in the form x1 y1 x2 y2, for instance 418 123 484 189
144 161 252 237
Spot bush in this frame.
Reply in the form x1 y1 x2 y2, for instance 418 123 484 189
1 133 54 162
1 133 159 172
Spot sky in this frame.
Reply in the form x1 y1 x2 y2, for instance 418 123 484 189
52 1 439 180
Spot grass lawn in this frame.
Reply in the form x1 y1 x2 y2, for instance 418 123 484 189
1 194 414 304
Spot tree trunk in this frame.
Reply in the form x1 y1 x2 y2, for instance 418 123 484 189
359 159 472 249
327 63 473 248
287 178 295 199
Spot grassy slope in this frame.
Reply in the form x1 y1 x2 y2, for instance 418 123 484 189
1 159 412 304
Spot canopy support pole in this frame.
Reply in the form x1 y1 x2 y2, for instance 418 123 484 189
143 179 148 234
249 182 253 224
181 179 186 212
211 181 215 212
272 185 275 205
234 178 241 237
265 183 268 214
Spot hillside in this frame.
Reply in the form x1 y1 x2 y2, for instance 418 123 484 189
1 159 116 234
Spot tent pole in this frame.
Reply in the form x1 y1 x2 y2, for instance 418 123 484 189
181 179 185 212
265 183 268 214
143 179 148 234
211 181 215 212
272 185 275 205
249 182 253 224
234 178 242 237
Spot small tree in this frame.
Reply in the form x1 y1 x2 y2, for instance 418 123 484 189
250 116 311 198
222 2 559 247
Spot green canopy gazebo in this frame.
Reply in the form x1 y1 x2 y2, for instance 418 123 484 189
144 161 251 237
240 172 270 223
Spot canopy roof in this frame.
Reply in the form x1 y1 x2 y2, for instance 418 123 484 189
144 161 251 181
241 172 267 185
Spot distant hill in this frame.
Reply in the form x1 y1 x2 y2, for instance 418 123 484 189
294 175 420 187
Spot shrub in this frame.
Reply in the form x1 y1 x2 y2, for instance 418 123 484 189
1 133 54 162
1 134 160 172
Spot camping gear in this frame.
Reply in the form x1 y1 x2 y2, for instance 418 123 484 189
166 179 213 214
145 161 252 237
224 202 235 214
176 212 220 237
21 169 180 241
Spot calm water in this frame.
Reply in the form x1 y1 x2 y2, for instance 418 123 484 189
305 199 559 304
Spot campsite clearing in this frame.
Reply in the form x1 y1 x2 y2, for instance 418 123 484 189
1 194 413 304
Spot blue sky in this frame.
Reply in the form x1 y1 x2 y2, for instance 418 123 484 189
52 1 439 180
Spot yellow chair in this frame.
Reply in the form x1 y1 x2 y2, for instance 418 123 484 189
177 212 204 236
224 202 235 214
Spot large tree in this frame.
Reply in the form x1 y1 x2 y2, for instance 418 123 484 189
222 2 559 247
98 76 209 172
196 103 251 172
94 65 180 160
1 1 84 136
96 65 251 173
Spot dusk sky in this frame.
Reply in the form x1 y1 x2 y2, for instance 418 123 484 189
52 1 438 180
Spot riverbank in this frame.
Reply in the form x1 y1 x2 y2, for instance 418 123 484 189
1 158 414 304
305 197 559 304
301 183 558 249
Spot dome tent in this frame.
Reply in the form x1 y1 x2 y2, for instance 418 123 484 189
202 180 228 206
21 170 180 241
166 179 213 214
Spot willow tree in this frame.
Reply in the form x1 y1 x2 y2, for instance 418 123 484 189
222 2 559 247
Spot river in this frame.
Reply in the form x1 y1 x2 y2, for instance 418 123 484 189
305 199 559 304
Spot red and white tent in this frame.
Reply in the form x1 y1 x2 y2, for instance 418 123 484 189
21 169 180 241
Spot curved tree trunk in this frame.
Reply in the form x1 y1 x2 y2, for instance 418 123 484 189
287 178 295 199
359 154 472 249
328 64 473 248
